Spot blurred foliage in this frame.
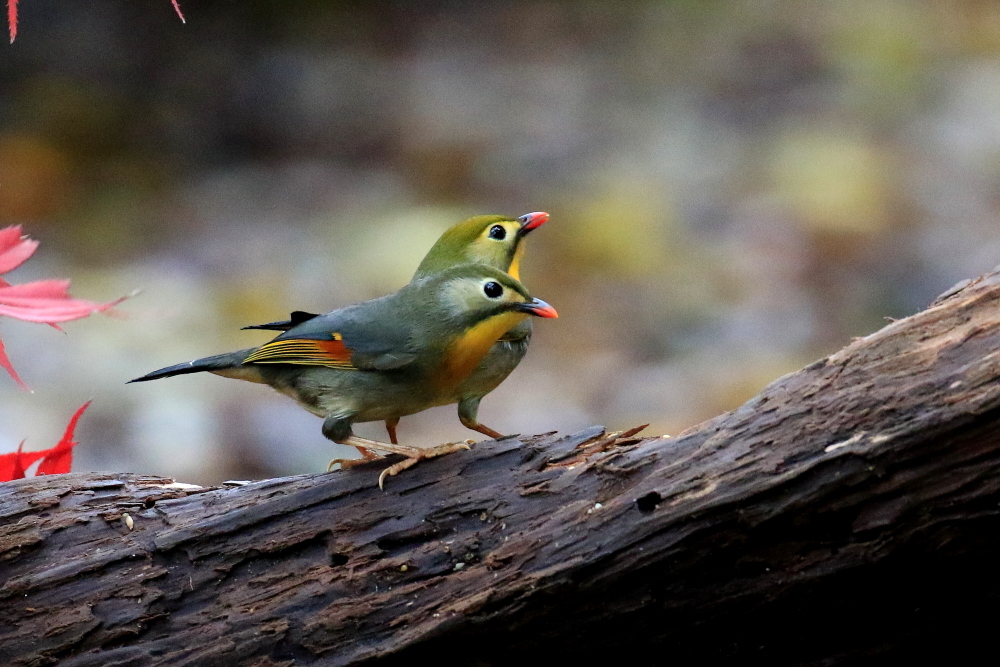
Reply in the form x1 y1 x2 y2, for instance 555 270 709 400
2 0 1000 483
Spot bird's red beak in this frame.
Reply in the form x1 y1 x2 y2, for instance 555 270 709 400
516 297 558 319
516 211 549 236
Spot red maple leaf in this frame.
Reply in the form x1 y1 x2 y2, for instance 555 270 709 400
0 401 90 481
0 441 36 481
35 400 90 475
0 225 127 389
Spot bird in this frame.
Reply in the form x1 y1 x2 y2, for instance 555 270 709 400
244 212 549 444
130 264 558 487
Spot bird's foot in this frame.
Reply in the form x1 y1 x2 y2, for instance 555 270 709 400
376 440 474 489
327 457 371 472
327 445 383 472
340 436 473 488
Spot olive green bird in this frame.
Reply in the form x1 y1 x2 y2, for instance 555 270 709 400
130 264 558 486
246 212 549 445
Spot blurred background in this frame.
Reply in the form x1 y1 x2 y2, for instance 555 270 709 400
2 0 1000 484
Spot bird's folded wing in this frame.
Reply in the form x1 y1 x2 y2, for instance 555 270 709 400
242 305 419 372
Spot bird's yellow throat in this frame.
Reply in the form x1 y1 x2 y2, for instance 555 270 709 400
439 311 528 388
508 243 525 281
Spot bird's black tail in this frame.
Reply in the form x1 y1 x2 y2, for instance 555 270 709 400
128 349 256 383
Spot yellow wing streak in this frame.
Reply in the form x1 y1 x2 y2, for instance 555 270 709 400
243 335 357 370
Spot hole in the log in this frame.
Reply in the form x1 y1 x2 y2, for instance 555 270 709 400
330 553 349 567
636 491 663 513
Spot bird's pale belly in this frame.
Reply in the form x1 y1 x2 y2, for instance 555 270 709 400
259 365 459 423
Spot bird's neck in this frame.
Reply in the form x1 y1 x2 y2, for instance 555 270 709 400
436 311 528 389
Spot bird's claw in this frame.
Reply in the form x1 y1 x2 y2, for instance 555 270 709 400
328 457 360 472
377 440 474 489
328 445 384 472
328 456 381 472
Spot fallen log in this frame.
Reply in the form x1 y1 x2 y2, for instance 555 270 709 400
3 268 1000 666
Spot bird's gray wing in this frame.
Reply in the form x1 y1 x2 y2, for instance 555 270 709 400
241 293 420 371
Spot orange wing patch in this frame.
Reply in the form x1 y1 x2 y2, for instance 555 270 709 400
243 333 356 370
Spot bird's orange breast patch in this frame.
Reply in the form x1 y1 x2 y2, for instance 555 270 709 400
437 311 527 388
243 334 357 370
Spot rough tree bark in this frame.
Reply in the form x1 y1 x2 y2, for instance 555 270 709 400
4 269 1000 666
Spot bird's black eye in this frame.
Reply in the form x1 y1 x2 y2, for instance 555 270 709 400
483 281 503 298
488 225 506 240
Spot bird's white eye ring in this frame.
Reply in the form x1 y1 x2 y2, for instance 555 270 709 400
483 281 503 298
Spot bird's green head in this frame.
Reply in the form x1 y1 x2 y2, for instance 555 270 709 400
413 212 548 282
431 263 558 326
